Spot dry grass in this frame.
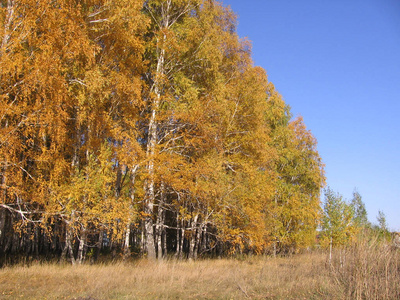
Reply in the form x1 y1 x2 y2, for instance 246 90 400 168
2 240 399 300
330 235 400 300
0 253 339 300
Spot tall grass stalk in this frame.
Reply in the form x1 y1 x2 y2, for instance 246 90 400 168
330 233 400 300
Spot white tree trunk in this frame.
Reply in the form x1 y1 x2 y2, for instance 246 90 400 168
62 220 75 265
77 227 87 264
189 214 199 260
143 6 169 260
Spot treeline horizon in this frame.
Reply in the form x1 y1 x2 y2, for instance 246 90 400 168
0 0 328 263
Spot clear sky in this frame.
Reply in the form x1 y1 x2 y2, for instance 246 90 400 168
222 0 400 231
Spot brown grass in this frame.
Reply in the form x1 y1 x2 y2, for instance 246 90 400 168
330 235 400 300
0 253 339 300
1 242 398 300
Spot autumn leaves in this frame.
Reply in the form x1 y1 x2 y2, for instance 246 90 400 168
0 0 325 261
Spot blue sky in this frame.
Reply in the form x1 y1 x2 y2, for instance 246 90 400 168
222 0 400 230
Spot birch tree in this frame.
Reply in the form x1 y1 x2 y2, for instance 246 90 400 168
321 187 356 260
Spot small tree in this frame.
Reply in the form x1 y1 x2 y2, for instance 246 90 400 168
374 210 392 241
321 187 355 261
377 210 388 231
350 189 370 228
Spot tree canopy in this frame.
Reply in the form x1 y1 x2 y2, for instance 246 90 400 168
0 0 325 262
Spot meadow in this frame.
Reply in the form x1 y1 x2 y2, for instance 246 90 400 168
0 237 399 300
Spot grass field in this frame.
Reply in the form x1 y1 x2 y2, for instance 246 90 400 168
0 252 338 300
0 238 399 300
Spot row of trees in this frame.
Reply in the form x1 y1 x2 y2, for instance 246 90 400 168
320 188 392 256
0 0 325 263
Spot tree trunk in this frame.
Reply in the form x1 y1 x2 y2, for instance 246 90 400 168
189 214 198 260
123 223 131 259
201 223 207 255
175 212 180 258
123 165 139 259
95 228 104 261
194 220 203 260
4 213 13 254
77 226 87 264
162 221 167 258
155 183 166 259
33 225 39 258
155 207 163 259
143 1 174 260
66 231 75 265
0 208 5 250
62 220 75 265
143 179 156 259
178 216 186 259
141 221 145 255
143 54 163 259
